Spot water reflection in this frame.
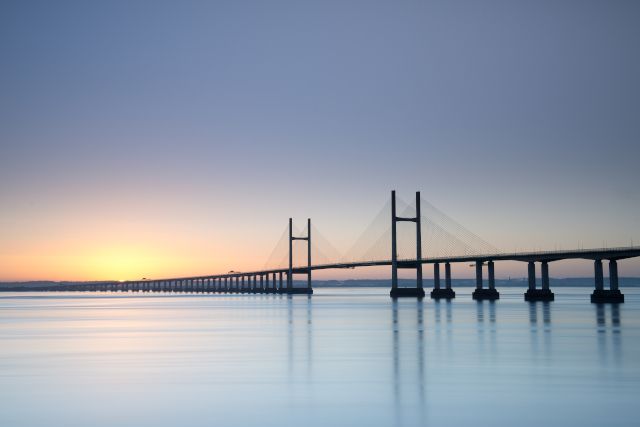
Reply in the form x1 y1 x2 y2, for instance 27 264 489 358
595 303 622 365
391 300 426 427
286 295 314 380
476 301 497 359
528 301 552 328
528 302 552 360
433 300 453 357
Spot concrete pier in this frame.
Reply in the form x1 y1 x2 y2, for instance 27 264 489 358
525 261 554 301
472 261 499 300
591 259 624 303
430 262 455 299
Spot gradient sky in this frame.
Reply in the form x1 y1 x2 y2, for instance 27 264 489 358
1 0 639 281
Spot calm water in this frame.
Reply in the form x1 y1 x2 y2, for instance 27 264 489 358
1 286 639 427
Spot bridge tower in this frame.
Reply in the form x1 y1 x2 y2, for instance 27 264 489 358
390 191 425 298
288 218 313 294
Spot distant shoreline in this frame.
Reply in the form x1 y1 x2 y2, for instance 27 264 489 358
2 277 640 290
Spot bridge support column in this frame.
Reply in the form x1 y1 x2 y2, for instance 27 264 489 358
591 259 624 303
287 218 314 295
390 191 425 298
488 260 495 290
307 219 312 294
431 262 455 299
472 261 499 300
278 272 284 293
525 261 554 301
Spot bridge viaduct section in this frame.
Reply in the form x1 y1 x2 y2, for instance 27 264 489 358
40 191 638 303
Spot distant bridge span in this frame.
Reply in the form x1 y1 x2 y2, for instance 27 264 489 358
44 191 639 303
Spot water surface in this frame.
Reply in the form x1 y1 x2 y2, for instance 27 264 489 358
1 286 639 427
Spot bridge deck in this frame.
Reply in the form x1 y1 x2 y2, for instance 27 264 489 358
151 246 640 282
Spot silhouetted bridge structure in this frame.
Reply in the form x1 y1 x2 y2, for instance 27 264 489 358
43 191 639 303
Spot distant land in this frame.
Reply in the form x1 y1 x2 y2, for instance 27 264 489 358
1 278 640 291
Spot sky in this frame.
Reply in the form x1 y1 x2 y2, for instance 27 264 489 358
1 0 639 281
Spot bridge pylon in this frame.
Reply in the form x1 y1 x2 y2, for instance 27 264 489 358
390 191 425 298
288 217 313 295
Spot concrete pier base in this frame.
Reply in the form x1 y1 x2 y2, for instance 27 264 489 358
524 288 555 302
430 288 455 299
472 288 500 301
390 288 425 298
591 289 624 303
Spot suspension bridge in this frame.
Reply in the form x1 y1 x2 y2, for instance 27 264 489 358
41 191 640 303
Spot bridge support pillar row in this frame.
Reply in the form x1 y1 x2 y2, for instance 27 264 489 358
472 261 499 300
591 259 624 303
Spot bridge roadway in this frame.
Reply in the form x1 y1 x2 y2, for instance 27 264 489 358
45 246 640 303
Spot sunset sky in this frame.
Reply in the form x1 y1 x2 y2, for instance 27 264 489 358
1 0 639 281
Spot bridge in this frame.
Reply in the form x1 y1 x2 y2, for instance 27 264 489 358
42 191 639 303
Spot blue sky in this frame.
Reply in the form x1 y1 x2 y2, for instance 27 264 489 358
1 0 639 280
